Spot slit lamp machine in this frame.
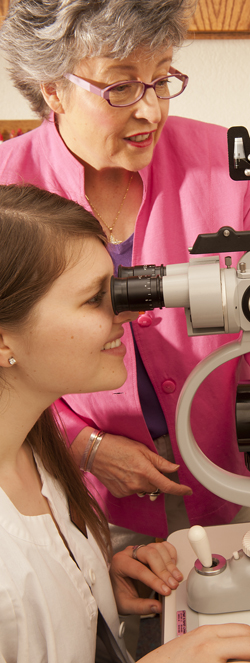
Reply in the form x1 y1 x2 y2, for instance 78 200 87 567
111 127 250 626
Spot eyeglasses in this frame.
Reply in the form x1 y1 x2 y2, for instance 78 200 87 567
64 66 188 108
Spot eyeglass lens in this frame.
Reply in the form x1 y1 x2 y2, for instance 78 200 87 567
108 75 184 106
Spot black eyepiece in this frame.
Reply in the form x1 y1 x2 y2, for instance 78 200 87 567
111 274 164 314
118 264 166 278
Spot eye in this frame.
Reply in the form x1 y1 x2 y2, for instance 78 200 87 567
86 290 107 306
113 83 132 92
155 77 169 90
109 82 140 105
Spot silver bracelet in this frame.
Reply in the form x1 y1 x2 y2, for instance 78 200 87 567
87 432 106 472
80 429 105 472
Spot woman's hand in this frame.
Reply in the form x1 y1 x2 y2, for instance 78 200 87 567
110 540 183 615
73 428 192 498
139 624 250 663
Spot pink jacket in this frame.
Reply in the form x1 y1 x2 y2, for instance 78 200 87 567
1 115 250 537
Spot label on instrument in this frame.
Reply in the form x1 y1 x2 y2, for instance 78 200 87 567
176 610 187 635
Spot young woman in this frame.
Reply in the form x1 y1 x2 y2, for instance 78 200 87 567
0 182 250 663
1 0 250 553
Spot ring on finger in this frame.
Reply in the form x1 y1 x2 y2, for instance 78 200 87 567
137 489 161 500
148 488 161 501
132 544 146 560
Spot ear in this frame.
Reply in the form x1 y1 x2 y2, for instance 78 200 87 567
0 332 16 368
40 82 65 115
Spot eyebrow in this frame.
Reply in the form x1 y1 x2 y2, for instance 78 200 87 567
157 57 173 67
103 56 173 75
77 275 109 297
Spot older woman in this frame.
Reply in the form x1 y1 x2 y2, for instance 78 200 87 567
1 0 250 555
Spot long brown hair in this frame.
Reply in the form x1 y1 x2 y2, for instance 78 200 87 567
0 184 111 559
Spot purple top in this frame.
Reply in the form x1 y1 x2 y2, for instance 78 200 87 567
108 236 168 440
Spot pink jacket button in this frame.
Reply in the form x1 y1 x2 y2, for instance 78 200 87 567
162 379 176 394
138 313 152 327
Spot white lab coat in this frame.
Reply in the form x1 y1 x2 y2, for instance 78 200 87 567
0 454 133 663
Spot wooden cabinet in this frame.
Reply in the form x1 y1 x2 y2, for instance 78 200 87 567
188 0 250 38
0 0 9 27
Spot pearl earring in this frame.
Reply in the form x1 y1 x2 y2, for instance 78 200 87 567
8 357 17 366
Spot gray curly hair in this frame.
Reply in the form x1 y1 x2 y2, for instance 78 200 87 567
0 0 196 119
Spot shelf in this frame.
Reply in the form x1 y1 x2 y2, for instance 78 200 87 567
0 119 42 141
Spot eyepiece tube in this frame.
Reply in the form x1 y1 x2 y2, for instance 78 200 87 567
111 274 164 314
118 264 166 277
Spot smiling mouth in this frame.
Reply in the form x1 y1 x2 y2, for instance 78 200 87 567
101 339 122 351
125 132 152 143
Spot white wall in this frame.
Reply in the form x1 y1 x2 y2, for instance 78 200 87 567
0 51 37 120
1 38 250 129
171 39 250 129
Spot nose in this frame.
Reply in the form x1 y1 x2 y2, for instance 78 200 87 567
133 87 163 124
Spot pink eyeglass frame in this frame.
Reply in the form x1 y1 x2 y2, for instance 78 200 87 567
64 66 188 107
